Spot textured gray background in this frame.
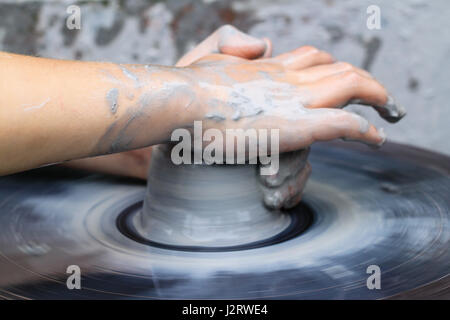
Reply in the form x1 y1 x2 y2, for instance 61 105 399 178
1 0 449 154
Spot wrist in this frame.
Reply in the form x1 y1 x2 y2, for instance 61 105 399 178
164 66 210 131
93 64 199 155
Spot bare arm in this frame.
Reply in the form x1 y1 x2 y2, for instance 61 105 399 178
0 52 194 175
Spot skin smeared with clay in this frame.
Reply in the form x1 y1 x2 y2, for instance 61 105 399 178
204 112 227 122
259 148 311 209
62 25 272 179
119 64 140 87
374 95 406 123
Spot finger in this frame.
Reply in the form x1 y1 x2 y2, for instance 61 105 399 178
261 37 273 58
299 108 387 147
176 25 268 67
302 71 406 122
261 162 311 210
295 62 373 83
269 46 334 70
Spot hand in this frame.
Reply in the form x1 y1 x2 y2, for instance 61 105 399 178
186 48 405 207
63 25 271 179
259 148 311 209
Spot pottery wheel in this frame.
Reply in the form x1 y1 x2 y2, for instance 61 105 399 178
0 141 448 299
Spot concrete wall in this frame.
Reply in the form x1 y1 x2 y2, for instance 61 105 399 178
1 0 449 155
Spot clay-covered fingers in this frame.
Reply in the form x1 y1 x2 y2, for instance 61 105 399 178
259 149 311 210
302 70 406 123
260 37 273 58
176 25 270 67
300 108 386 148
269 46 334 70
295 62 373 83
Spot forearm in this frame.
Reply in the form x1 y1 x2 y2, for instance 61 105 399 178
0 52 194 175
63 147 152 180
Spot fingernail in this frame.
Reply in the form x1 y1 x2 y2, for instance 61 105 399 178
376 95 407 123
261 37 272 57
364 127 386 149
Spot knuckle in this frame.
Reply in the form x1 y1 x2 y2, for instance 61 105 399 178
331 109 354 125
342 70 363 86
319 51 335 61
337 109 353 120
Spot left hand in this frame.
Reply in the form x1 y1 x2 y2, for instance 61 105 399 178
183 48 404 209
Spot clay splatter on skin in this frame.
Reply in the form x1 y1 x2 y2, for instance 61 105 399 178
204 112 226 122
107 93 152 154
144 65 157 73
119 64 140 87
106 88 119 114
95 82 196 156
99 69 121 84
231 110 241 120
23 98 51 112
342 127 386 148
94 92 152 156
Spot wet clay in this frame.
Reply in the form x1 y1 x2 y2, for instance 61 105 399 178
138 144 291 247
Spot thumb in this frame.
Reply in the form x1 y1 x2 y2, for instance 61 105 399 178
218 26 271 59
176 25 270 67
